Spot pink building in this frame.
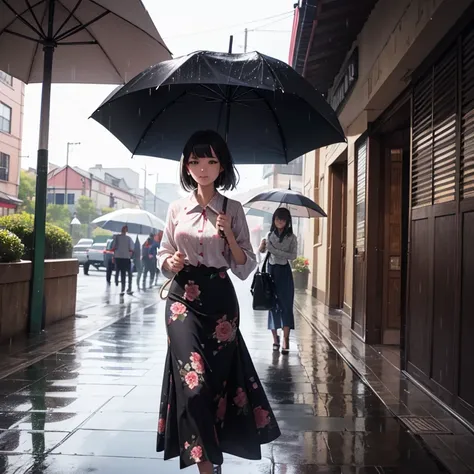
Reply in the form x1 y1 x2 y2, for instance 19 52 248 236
0 71 24 216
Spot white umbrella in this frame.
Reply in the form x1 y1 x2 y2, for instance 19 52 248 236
92 208 165 235
0 0 171 332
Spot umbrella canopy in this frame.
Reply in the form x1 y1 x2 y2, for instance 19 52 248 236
91 50 345 165
244 189 327 218
92 208 165 235
0 0 171 83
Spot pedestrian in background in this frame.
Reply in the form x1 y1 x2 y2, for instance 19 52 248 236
133 236 143 290
142 234 156 289
153 230 162 286
111 225 134 296
259 208 297 355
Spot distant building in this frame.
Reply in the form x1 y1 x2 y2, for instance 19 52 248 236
47 165 140 212
0 71 24 215
88 165 139 191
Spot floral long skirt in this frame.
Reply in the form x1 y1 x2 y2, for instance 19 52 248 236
156 264 281 469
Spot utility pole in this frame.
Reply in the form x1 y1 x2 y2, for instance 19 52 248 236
244 28 248 53
228 35 233 54
65 142 80 207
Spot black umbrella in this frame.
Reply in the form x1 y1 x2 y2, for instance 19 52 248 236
244 189 327 218
91 50 345 165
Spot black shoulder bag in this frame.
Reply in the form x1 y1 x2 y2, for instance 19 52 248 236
250 252 277 311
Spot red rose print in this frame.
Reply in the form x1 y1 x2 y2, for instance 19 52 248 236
253 406 270 429
190 445 203 462
184 441 190 449
252 382 258 390
190 352 205 374
233 387 248 408
158 418 166 433
184 281 201 302
170 302 186 315
216 396 226 420
185 371 199 390
219 272 226 279
215 320 233 342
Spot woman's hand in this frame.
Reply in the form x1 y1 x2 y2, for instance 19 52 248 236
217 213 233 239
165 251 185 274
259 239 267 253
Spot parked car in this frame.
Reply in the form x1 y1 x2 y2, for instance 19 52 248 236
77 238 93 247
83 242 108 275
72 242 92 266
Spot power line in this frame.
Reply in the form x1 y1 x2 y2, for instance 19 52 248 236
251 12 294 31
164 10 294 40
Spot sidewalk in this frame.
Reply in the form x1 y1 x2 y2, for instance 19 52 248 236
295 292 474 474
0 273 454 473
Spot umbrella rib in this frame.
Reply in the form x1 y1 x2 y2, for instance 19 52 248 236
199 84 226 101
54 0 123 82
24 0 46 37
4 28 41 42
54 0 83 38
131 89 190 157
0 0 45 39
259 54 285 91
55 10 109 41
88 0 172 55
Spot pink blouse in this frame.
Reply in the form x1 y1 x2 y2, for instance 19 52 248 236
158 192 257 281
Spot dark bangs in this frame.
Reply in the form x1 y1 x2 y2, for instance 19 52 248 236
180 130 239 192
270 207 293 241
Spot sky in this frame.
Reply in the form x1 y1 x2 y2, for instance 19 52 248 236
20 0 295 194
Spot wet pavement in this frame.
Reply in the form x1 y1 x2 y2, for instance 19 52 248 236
0 272 454 473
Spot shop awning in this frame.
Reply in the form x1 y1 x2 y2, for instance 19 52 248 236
0 191 22 208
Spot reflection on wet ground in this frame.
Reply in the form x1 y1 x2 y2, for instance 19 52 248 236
0 275 452 473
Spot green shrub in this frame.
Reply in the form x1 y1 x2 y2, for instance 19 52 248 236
0 229 25 263
0 213 73 260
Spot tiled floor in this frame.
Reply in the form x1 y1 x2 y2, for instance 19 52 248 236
0 273 455 473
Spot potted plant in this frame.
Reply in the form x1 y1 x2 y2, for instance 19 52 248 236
292 256 310 290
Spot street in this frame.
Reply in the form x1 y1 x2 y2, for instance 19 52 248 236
0 272 449 473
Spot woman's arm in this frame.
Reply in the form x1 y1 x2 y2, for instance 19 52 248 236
266 234 298 261
158 203 178 279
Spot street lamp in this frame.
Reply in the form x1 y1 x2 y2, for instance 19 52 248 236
70 212 81 240
65 142 80 206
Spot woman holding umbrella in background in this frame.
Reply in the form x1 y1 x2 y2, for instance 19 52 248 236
157 130 280 473
259 208 297 354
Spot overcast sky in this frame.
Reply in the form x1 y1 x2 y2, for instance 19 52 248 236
20 0 295 193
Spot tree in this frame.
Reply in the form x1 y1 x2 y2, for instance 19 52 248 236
46 205 71 232
18 170 36 213
100 207 115 216
75 196 98 224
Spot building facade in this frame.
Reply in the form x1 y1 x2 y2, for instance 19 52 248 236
0 71 24 215
292 0 474 426
47 165 140 212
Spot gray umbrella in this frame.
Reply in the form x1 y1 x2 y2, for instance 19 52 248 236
244 188 327 218
0 0 171 333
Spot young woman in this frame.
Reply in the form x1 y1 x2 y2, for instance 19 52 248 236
157 130 281 473
259 208 297 355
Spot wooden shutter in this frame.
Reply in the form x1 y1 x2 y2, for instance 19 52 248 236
433 47 457 203
356 139 367 250
412 72 433 208
461 28 474 199
412 45 457 206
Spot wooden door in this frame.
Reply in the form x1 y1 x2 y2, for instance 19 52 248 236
352 138 368 338
382 149 403 344
328 164 348 309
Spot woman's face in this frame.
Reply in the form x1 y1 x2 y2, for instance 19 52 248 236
274 216 287 230
187 147 223 188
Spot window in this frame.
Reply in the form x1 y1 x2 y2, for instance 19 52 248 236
0 103 12 133
0 71 12 86
0 153 9 181
67 193 75 205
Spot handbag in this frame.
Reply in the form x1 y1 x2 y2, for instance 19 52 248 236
250 252 277 311
160 197 229 301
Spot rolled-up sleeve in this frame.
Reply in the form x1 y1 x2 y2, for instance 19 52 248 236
158 203 178 280
229 203 257 280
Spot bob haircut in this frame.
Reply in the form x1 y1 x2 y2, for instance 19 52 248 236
180 130 239 192
270 207 293 242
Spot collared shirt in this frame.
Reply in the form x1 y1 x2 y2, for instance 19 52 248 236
158 191 257 280
112 234 134 259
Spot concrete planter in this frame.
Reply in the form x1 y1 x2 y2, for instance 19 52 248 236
293 270 309 290
0 259 79 340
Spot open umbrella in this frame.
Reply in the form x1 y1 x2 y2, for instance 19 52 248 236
92 208 165 235
0 0 171 332
244 189 327 218
91 50 346 165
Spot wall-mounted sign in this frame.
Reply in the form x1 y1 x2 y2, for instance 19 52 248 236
329 48 359 113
